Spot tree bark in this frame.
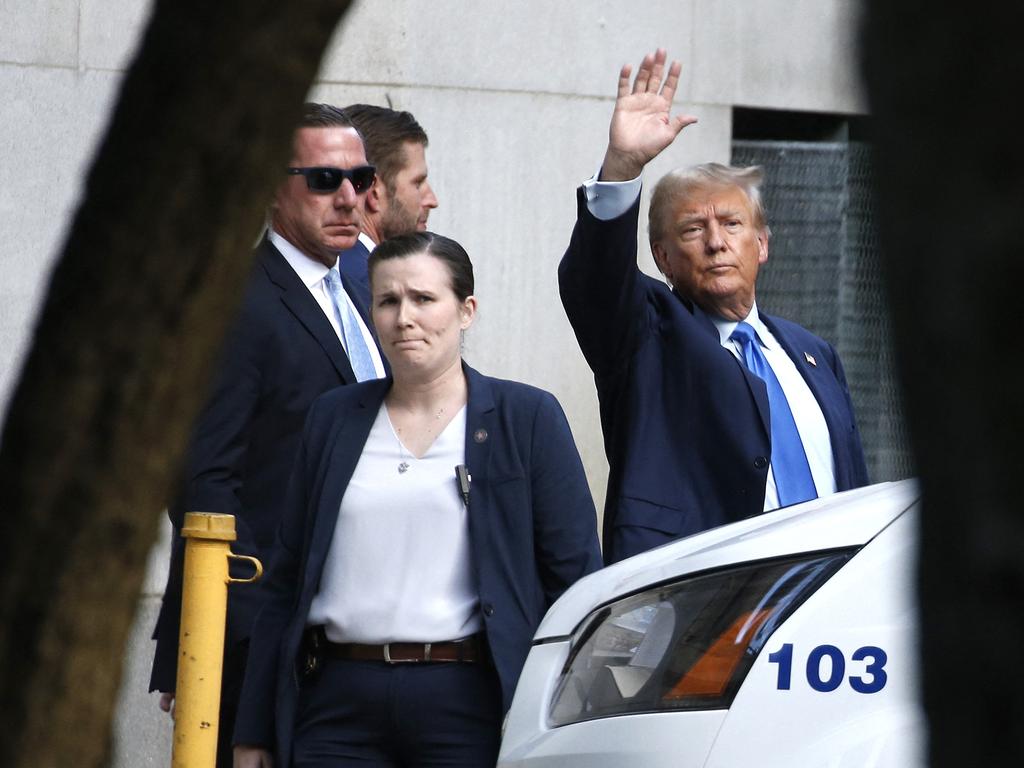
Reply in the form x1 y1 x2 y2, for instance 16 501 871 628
0 1 353 765
861 2 1024 764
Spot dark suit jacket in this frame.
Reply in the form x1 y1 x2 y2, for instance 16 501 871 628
150 237 378 692
338 237 372 298
232 365 602 761
559 188 868 564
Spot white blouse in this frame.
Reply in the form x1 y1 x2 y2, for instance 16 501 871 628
306 403 482 643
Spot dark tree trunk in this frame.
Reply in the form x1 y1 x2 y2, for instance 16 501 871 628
0 0 353 765
861 2 1024 765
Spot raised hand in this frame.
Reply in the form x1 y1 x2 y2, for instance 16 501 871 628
601 48 698 182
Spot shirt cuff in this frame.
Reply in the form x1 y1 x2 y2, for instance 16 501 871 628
583 170 642 221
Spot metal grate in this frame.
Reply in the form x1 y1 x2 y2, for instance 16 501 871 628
731 140 913 482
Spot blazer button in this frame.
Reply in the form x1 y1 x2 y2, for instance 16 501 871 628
754 456 768 469
483 603 495 617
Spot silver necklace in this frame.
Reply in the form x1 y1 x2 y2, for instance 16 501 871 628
394 406 446 474
397 435 410 474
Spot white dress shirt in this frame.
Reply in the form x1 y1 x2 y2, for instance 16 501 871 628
583 171 644 221
583 173 837 511
269 229 385 379
307 404 481 643
357 231 377 253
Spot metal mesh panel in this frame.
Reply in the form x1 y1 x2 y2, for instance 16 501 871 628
731 140 913 482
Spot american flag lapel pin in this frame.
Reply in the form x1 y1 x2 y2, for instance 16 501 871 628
804 352 817 367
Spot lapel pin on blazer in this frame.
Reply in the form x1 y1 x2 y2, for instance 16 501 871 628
473 428 488 443
804 352 817 367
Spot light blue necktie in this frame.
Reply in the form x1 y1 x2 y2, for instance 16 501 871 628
730 321 817 506
324 266 377 382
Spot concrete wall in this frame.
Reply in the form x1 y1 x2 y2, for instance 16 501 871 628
0 0 866 763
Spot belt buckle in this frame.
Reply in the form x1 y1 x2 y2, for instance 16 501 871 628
383 642 431 664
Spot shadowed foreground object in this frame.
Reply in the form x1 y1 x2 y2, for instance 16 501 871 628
0 1 354 766
860 1 1024 765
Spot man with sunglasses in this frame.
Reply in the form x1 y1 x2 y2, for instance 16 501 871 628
149 103 385 768
336 104 439 293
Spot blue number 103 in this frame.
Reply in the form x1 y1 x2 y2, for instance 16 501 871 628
767 643 888 694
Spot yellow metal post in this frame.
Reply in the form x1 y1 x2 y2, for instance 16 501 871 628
171 512 262 768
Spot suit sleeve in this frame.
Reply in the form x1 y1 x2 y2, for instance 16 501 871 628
231 405 318 749
558 186 651 379
528 392 603 605
824 341 870 487
172 305 267 539
149 293 267 692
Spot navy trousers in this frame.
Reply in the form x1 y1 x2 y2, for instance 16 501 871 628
216 638 248 767
292 657 503 767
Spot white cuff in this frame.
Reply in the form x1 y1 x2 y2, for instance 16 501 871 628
583 169 642 221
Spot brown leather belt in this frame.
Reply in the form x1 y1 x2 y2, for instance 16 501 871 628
320 633 483 664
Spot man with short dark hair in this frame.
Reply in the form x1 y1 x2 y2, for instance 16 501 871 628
149 103 385 767
336 104 438 291
560 50 869 564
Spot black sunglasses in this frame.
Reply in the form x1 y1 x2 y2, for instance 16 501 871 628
287 165 377 194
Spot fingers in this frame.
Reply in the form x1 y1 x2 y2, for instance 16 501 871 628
617 64 633 99
631 51 655 94
648 49 667 94
671 113 700 134
628 49 680 99
661 60 682 105
234 746 274 768
158 691 175 714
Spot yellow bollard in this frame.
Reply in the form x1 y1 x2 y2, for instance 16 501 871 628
171 513 262 768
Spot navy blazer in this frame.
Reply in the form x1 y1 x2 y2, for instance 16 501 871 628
338 237 372 298
559 188 868 564
150 237 379 691
233 365 602 760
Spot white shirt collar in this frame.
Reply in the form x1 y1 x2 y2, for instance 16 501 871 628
268 228 332 289
711 302 776 349
358 231 377 252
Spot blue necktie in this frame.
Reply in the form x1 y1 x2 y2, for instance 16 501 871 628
730 321 817 506
324 266 377 382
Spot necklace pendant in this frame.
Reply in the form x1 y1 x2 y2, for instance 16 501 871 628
398 461 410 474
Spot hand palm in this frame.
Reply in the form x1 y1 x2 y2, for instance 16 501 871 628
610 92 680 163
600 51 697 181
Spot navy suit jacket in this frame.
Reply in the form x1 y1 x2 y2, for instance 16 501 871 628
559 188 868 564
338 237 372 298
232 366 602 760
150 237 380 692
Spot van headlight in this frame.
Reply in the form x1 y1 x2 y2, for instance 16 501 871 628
548 550 853 726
